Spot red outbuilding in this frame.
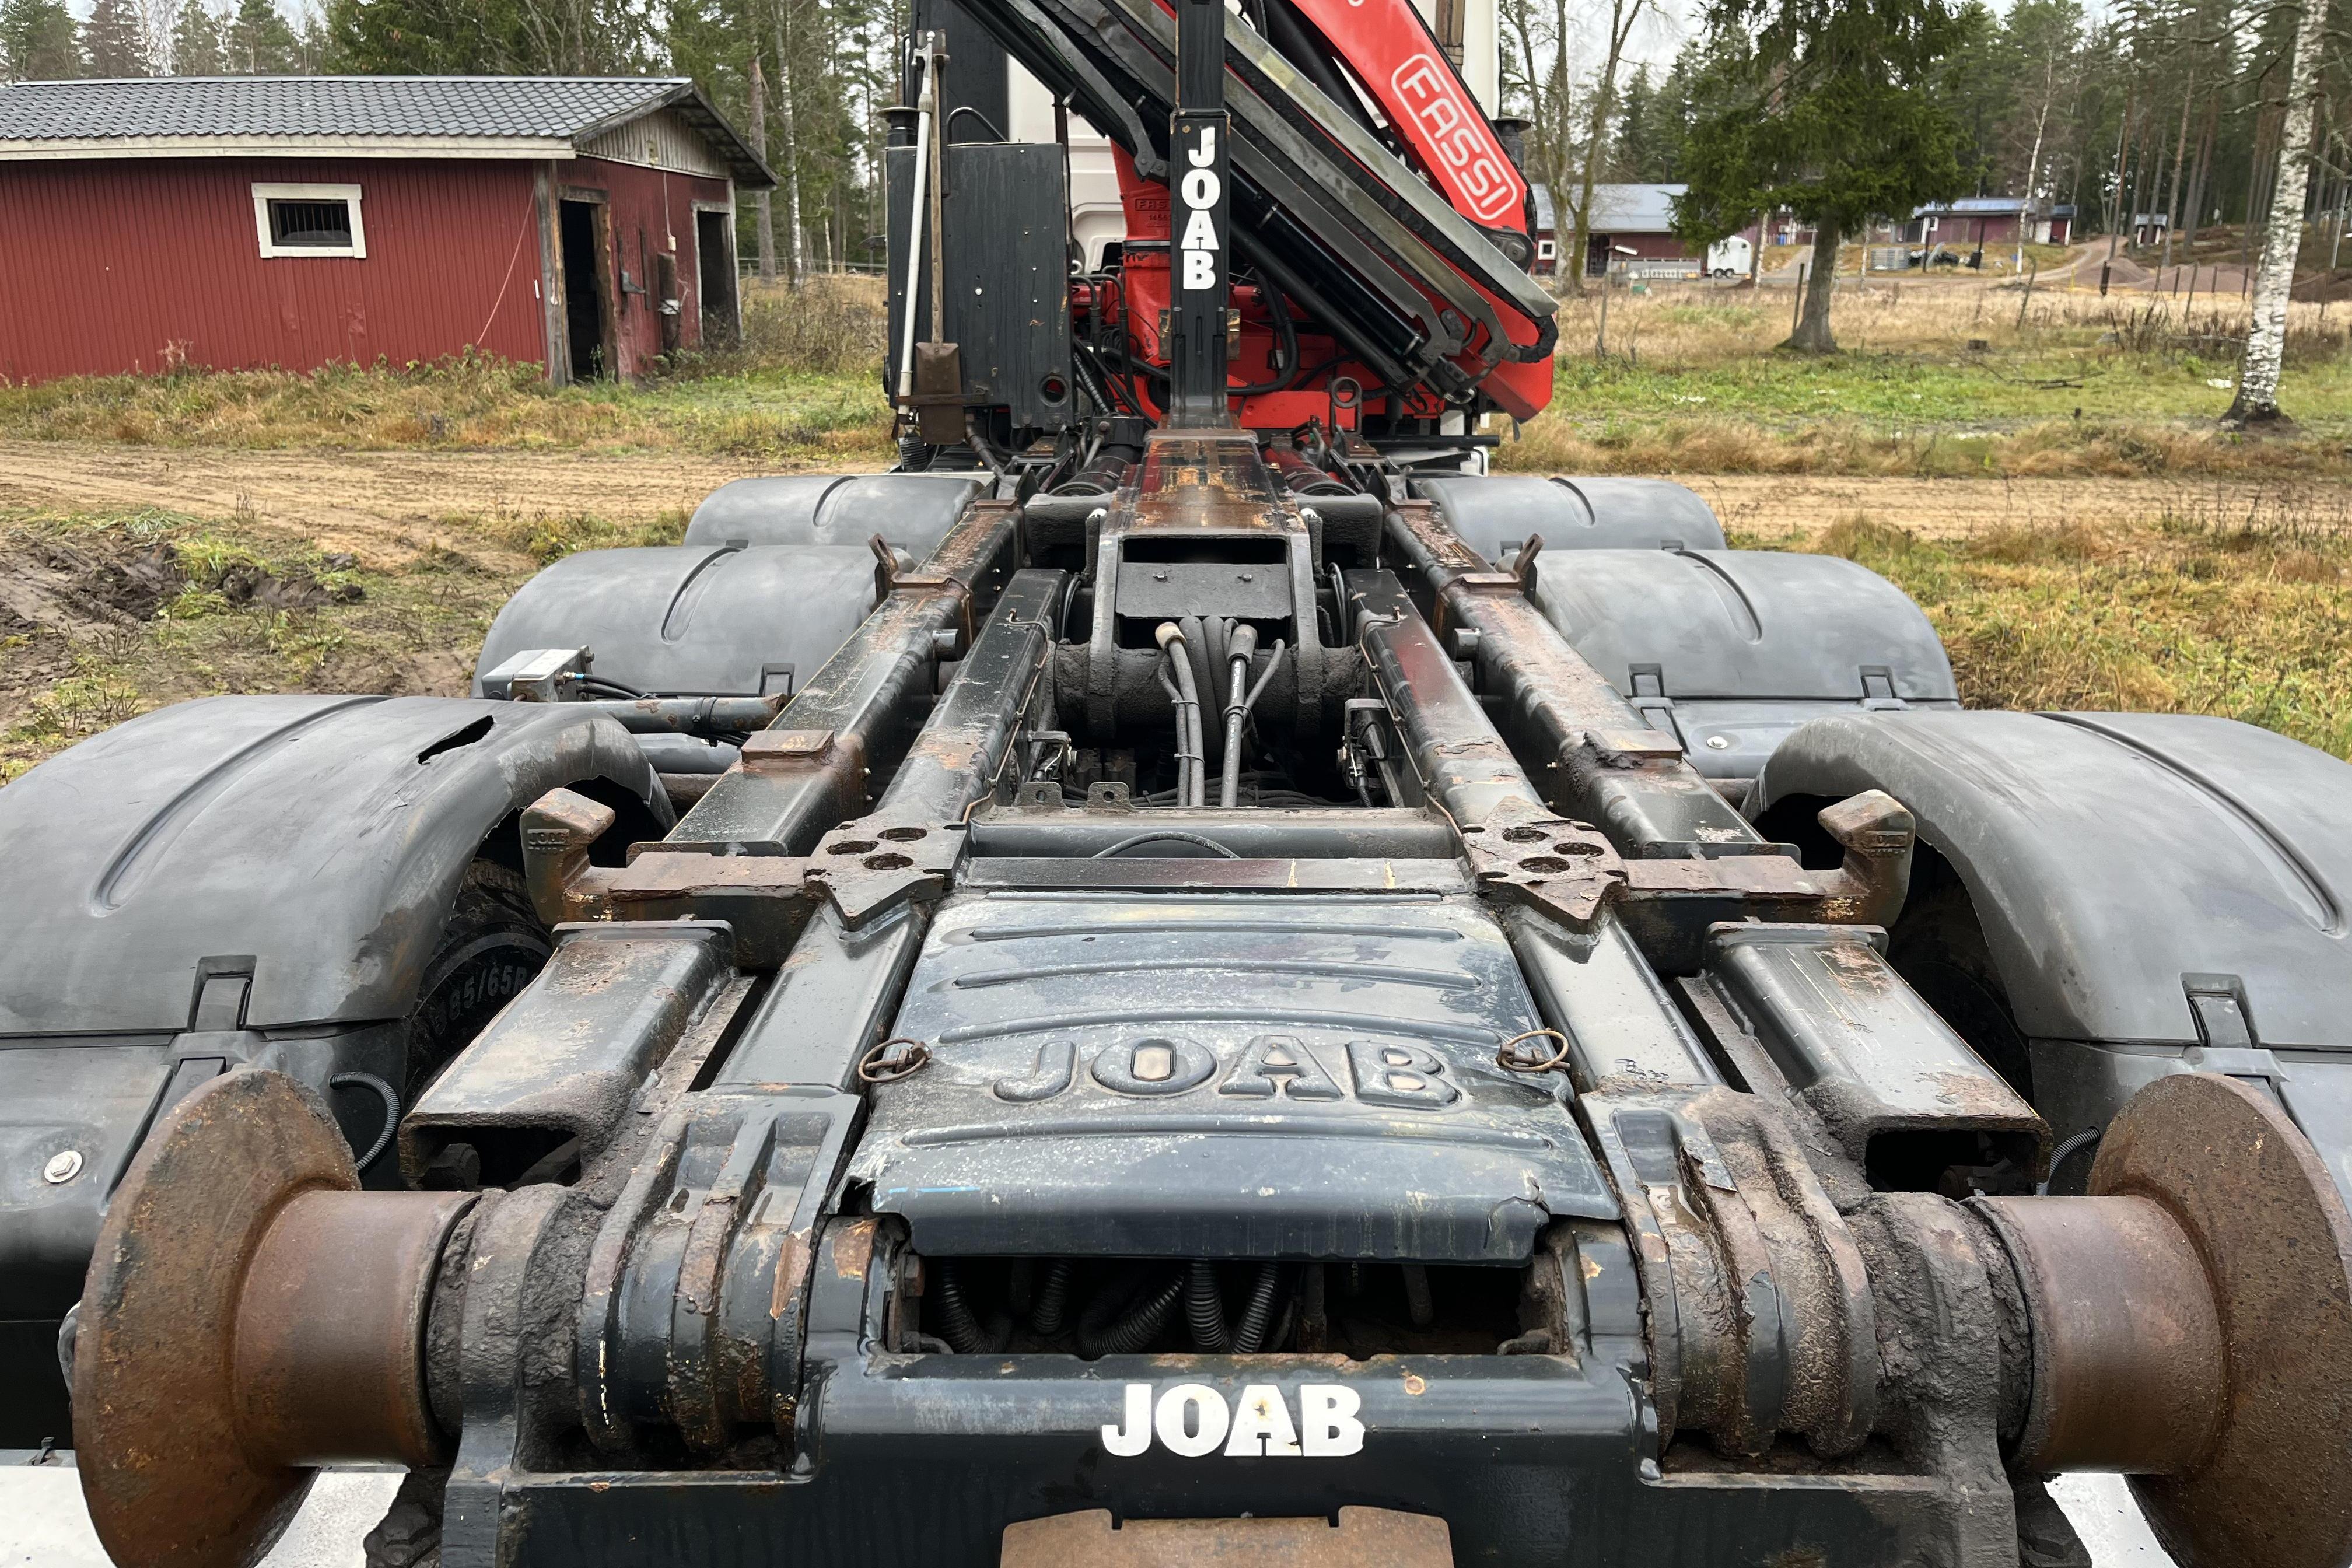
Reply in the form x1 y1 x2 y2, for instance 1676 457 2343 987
0 76 774 384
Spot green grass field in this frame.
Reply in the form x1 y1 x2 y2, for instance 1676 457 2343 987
1777 510 2352 758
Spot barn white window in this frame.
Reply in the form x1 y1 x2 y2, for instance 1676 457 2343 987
251 183 366 259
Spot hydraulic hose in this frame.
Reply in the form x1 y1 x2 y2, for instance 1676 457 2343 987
1154 645 1200 808
1233 1262 1282 1353
1079 1269 1185 1358
1030 1259 1073 1336
1186 1261 1232 1350
1179 614 1214 779
1219 625 1260 807
1156 622 1204 807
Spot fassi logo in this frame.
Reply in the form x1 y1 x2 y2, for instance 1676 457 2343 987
1390 54 1521 224
1101 1382 1367 1458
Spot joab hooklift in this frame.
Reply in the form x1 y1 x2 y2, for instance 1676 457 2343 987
9 0 2352 1564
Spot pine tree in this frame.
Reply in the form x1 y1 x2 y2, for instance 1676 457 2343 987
81 0 150 75
321 0 654 72
170 0 226 73
225 0 298 71
1610 66 1656 180
1675 0 1968 351
0 0 81 78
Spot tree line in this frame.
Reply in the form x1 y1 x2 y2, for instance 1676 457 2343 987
1 0 310 78
0 0 899 286
1503 0 2340 417
1597 0 2348 264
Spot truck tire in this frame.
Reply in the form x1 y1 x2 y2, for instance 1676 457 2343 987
400 859 549 1107
1884 864 2033 1104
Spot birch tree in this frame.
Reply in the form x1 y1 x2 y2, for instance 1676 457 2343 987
2229 0 2330 422
769 0 807 284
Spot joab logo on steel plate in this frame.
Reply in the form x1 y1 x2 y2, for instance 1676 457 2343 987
1102 1383 1368 1458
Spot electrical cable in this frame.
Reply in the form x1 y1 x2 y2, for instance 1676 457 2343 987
1232 1262 1282 1353
1079 1272 1185 1358
1185 1261 1232 1350
1030 1259 1074 1335
946 105 1009 143
1091 830 1241 860
327 1072 399 1172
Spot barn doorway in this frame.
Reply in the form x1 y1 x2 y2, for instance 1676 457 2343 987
696 209 738 348
558 197 613 380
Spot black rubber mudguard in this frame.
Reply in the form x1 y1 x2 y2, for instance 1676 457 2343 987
0 695 666 1036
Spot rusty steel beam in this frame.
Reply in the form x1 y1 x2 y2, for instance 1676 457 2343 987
664 498 1022 854
1381 500 1766 855
1348 568 1544 829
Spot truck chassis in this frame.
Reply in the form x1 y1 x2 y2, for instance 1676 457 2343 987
7 2 2352 1565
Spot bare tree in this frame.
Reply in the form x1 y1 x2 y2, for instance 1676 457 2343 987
134 0 176 73
1565 0 1652 295
1498 0 1576 200
2230 0 2330 421
2015 36 2062 269
2160 56 2196 271
750 53 778 280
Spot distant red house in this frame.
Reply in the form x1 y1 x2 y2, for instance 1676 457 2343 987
1905 197 2075 249
0 76 773 385
1574 183 1756 279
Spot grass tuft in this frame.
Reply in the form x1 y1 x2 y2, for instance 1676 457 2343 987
1756 505 2352 757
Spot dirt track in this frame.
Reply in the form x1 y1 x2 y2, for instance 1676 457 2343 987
0 441 771 567
2 439 2346 554
1691 472 2352 539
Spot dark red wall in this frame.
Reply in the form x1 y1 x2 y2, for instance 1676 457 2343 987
561 156 733 380
0 157 550 382
1604 232 1696 260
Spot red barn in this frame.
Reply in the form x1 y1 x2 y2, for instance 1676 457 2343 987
0 76 774 384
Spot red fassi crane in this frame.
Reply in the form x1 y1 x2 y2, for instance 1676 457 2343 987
894 0 1558 441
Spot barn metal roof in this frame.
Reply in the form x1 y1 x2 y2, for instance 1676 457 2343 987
1582 182 1684 235
0 76 774 187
